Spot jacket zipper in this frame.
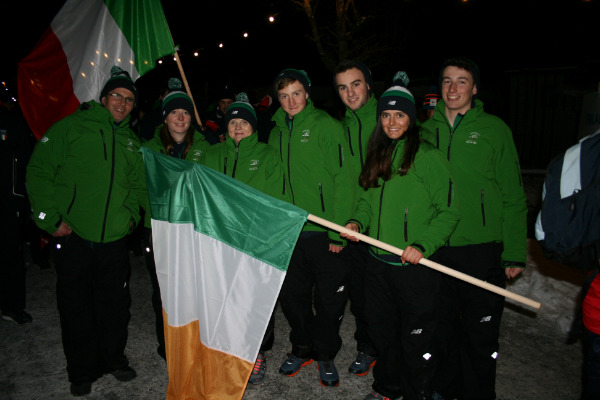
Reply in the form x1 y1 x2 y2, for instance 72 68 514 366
346 127 354 156
447 179 453 207
447 130 454 161
404 207 409 242
376 182 385 240
223 157 228 175
286 129 295 204
356 112 364 169
348 111 365 168
100 129 107 160
67 185 77 214
100 128 116 242
232 145 239 179
318 182 325 212
480 189 486 226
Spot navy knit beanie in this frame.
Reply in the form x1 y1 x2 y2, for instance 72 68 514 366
225 92 258 132
377 71 416 123
162 78 194 118
100 66 138 103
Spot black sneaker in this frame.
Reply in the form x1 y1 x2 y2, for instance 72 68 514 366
248 352 267 384
70 381 92 397
279 354 313 376
348 352 376 376
1 309 33 324
317 360 340 387
363 391 391 400
109 366 136 382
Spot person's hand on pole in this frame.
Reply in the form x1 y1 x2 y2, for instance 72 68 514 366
401 245 423 265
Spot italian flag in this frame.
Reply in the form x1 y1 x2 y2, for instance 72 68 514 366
142 148 307 400
17 0 174 140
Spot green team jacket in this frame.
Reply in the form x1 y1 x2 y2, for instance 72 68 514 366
141 128 210 227
341 94 378 174
349 139 460 262
268 98 355 245
26 100 145 243
201 132 290 202
420 98 527 267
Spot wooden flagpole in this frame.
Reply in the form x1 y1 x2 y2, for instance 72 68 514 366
307 214 542 310
173 49 203 128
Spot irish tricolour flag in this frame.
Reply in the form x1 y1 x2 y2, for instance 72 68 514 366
142 148 307 400
18 0 174 140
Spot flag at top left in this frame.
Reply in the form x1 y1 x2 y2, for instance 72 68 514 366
17 0 174 140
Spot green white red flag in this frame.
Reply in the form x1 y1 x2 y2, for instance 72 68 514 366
17 0 174 139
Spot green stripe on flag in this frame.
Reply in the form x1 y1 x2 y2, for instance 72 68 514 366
104 0 174 76
142 148 307 271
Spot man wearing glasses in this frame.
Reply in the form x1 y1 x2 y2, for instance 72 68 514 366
26 66 146 397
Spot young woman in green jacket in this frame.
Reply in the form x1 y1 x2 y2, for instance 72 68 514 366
343 72 460 400
141 78 211 359
201 92 288 385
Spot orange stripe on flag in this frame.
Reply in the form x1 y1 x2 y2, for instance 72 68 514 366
164 310 253 400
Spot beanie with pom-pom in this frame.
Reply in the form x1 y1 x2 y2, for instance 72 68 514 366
225 92 258 132
162 77 194 118
377 71 416 123
100 65 138 103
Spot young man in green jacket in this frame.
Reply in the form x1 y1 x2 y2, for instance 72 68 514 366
269 68 355 387
420 57 527 400
26 66 145 397
333 60 378 376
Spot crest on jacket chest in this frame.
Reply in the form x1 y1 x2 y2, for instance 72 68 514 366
300 129 310 143
465 131 480 144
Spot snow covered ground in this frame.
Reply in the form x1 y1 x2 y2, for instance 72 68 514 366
0 238 586 400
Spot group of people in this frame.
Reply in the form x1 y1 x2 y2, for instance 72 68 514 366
24 56 528 400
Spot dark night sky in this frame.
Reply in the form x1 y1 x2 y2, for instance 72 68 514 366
3 0 599 102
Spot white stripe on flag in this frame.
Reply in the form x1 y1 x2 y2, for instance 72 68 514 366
152 219 285 363
51 0 139 103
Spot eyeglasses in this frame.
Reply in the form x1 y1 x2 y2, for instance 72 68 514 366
108 92 135 104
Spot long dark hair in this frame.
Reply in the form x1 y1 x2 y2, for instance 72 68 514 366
359 117 420 189
160 123 195 159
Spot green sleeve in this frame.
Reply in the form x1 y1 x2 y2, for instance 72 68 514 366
25 123 67 235
495 125 527 267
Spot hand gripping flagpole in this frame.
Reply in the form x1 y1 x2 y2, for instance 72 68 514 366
307 214 542 310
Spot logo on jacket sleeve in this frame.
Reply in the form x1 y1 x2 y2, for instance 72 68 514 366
249 159 260 171
127 139 135 152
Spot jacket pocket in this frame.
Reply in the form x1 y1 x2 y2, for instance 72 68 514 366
318 182 325 212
